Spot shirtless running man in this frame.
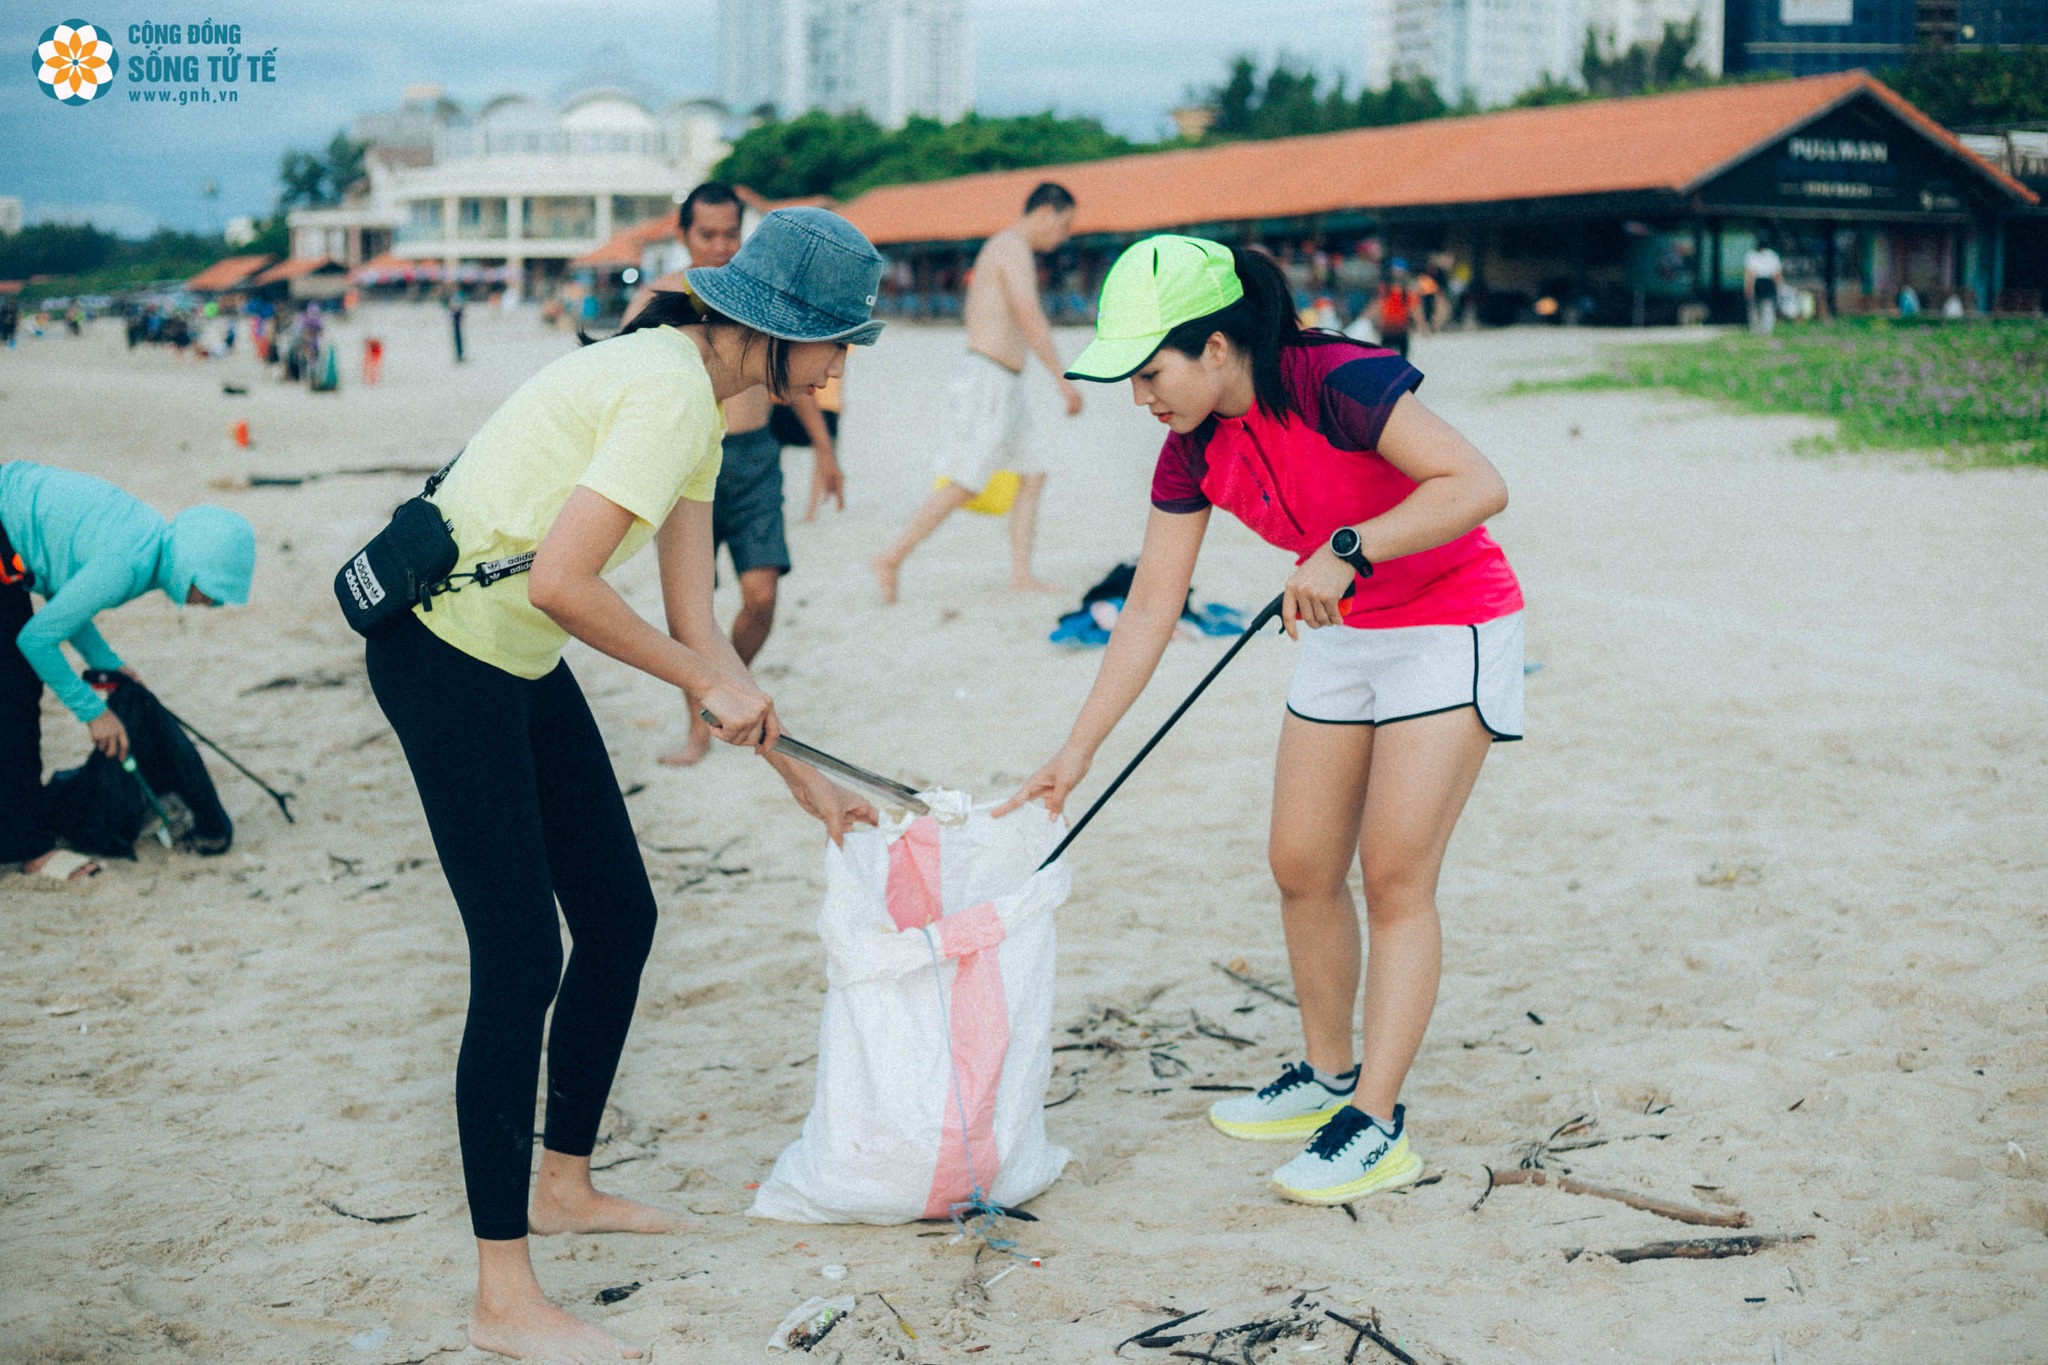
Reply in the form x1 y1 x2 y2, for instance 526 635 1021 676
646 182 845 766
871 182 1083 604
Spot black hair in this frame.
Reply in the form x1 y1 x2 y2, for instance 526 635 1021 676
1023 181 1075 215
678 180 742 232
1155 244 1338 423
585 289 792 399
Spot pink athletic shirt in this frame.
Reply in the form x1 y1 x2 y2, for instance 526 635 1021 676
1151 339 1522 629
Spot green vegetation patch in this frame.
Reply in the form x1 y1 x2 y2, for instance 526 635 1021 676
1516 320 2048 466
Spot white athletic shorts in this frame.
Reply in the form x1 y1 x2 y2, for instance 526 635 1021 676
933 351 1037 492
1286 612 1524 740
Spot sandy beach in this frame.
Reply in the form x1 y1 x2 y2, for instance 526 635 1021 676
2 303 2043 1363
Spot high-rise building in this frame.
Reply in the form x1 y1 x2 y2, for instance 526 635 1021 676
718 0 972 128
1365 0 1721 107
1725 0 2048 77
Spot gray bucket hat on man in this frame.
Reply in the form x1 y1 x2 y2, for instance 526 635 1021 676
685 206 887 346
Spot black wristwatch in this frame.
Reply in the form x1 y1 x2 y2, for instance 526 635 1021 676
1330 526 1374 579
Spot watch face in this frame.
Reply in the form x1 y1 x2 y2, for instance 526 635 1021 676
1332 528 1359 556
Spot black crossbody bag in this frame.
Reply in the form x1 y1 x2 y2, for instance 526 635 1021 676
332 453 536 637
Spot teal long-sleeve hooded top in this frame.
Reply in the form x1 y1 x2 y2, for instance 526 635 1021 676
0 462 255 723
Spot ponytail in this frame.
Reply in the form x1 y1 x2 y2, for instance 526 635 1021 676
1158 245 1334 422
580 288 794 400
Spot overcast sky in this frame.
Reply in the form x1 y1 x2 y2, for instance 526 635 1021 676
2 1 1367 236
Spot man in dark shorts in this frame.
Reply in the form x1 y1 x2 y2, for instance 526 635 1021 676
654 182 843 766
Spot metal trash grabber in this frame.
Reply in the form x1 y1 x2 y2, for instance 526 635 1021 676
121 757 176 847
162 706 297 824
1036 592 1285 873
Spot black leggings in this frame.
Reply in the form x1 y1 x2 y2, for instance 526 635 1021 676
366 613 656 1241
1 579 56 865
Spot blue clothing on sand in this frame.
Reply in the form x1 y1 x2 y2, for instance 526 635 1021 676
0 462 254 723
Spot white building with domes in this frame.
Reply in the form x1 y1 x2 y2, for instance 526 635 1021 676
288 86 729 298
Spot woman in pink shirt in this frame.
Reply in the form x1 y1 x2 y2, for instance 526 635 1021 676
999 236 1523 1206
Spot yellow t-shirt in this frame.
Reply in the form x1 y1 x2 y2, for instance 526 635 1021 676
417 325 725 678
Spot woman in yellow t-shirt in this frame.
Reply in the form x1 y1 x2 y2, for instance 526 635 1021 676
364 208 887 1364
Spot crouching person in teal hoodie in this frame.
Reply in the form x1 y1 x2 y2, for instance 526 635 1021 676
0 461 255 884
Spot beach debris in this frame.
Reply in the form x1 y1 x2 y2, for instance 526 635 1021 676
42 1000 88 1017
767 1295 854 1352
874 1292 918 1339
1044 1065 1086 1108
232 419 251 447
1503 1113 1671 1171
1116 1296 1448 1364
1565 1233 1814 1264
1696 860 1763 888
321 1199 421 1224
1324 1309 1419 1364
347 1326 390 1351
1056 995 1263 1093
1476 1167 1751 1228
1117 1310 1208 1353
595 1282 642 1305
222 383 249 396
240 670 352 695
820 1264 848 1281
1215 958 1298 1007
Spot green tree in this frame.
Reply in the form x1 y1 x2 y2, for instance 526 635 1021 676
277 130 370 209
1880 45 2048 127
1510 19 1715 107
714 109 1133 200
0 223 116 278
1199 54 1452 141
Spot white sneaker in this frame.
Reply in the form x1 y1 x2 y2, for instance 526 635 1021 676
1208 1061 1356 1141
1270 1103 1422 1205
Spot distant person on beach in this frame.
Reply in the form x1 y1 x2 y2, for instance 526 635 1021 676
361 208 883 1364
871 181 1085 603
448 291 466 363
362 336 384 385
1 461 254 886
999 236 1522 1209
1744 236 1783 335
1373 263 1422 359
642 182 847 768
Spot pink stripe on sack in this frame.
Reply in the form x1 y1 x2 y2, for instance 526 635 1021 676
923 900 1009 1218
884 818 944 930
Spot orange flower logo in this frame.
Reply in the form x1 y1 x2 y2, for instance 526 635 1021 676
35 20 118 104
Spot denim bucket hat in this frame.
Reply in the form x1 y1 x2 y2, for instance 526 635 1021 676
685 206 887 346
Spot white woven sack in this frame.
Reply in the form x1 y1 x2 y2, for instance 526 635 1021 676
750 801 1072 1225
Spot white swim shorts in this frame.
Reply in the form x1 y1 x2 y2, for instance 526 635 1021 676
1285 612 1524 740
933 351 1038 493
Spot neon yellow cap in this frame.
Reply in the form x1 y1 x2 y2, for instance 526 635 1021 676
1065 234 1243 382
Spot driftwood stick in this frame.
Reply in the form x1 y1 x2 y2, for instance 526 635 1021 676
1325 1311 1419 1365
1470 1165 1500 1213
1213 960 1298 1007
1117 1309 1204 1354
1568 1233 1814 1264
1485 1168 1750 1228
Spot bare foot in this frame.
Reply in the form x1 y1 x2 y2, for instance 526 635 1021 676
1008 576 1063 595
23 850 99 883
657 719 713 768
871 554 900 605
470 1292 642 1363
529 1184 697 1237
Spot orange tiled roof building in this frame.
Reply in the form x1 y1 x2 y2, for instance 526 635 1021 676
834 73 2039 325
